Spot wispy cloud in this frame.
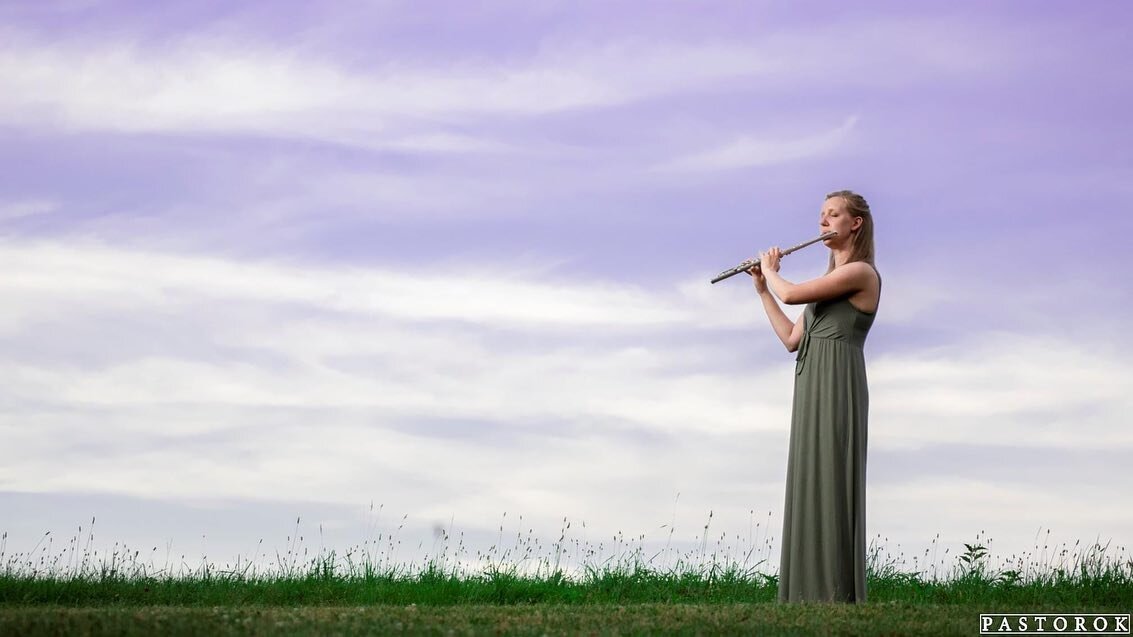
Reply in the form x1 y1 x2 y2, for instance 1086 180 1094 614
653 116 860 172
2 239 1127 455
0 32 766 141
871 332 1132 450
0 13 1024 146
0 198 57 220
0 238 954 338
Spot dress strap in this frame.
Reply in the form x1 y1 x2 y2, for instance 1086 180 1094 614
870 263 881 308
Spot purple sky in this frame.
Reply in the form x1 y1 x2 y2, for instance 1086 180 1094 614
1 1 1131 578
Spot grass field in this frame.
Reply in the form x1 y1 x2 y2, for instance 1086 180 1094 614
2 516 1129 635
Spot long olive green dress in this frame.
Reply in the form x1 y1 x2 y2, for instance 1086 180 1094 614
778 272 880 603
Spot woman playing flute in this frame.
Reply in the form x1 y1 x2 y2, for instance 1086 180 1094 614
748 190 881 603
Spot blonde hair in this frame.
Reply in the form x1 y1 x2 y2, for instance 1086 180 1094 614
824 189 876 273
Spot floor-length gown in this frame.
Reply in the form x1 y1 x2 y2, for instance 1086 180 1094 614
778 272 880 603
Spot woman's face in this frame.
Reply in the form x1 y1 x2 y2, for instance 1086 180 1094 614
819 197 860 245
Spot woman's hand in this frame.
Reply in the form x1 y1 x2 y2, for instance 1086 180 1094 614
748 261 767 294
760 247 782 273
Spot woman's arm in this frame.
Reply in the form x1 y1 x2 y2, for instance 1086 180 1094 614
763 261 874 306
759 290 807 352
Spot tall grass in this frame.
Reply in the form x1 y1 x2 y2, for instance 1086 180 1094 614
2 510 1130 607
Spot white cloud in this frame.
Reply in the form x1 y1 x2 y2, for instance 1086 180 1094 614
0 32 755 141
0 238 957 344
0 238 690 331
0 198 57 220
0 15 1025 146
0 241 1127 474
653 116 860 172
871 332 1133 450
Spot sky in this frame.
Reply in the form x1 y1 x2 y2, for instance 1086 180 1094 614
2 0 1131 579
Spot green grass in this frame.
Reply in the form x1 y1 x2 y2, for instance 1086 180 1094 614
1 561 1130 607
2 514 1130 635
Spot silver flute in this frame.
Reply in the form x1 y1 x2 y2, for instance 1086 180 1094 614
710 231 838 284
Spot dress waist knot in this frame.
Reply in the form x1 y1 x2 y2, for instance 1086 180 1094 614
795 333 862 376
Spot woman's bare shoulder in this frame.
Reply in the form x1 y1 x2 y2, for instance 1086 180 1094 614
834 261 878 281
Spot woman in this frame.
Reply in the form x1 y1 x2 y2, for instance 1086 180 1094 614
748 190 881 603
